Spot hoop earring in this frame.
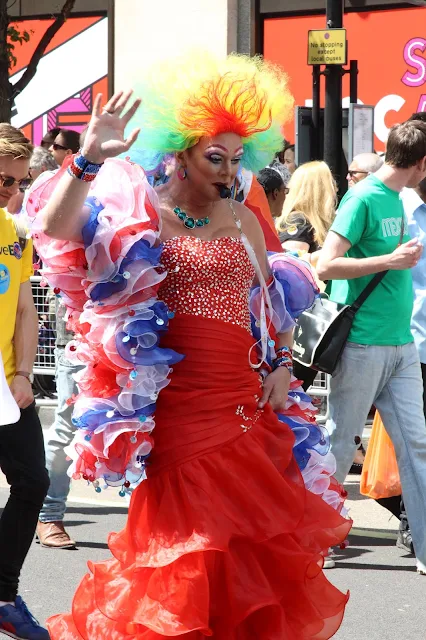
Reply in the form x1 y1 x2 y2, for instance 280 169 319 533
177 166 187 181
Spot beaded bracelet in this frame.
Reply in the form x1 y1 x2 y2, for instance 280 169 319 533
272 358 293 374
272 345 293 373
68 151 103 182
274 346 293 359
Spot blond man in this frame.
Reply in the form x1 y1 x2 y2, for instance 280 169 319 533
0 124 49 639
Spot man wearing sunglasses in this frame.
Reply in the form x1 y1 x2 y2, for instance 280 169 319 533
0 124 50 638
49 129 80 167
347 152 384 189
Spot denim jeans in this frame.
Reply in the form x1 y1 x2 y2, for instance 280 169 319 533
39 347 81 523
327 341 426 565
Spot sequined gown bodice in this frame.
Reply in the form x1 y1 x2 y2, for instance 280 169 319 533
158 235 256 333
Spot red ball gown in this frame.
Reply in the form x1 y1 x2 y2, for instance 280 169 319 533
26 159 350 639
47 234 350 639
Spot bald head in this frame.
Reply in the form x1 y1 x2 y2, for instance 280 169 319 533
347 153 384 188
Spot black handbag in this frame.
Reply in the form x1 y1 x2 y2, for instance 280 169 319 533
293 272 386 375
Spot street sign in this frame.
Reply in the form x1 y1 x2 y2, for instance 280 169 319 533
348 104 375 163
308 29 347 65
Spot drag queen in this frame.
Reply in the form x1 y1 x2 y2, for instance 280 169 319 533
27 54 350 639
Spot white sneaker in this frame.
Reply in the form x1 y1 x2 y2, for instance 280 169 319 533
417 559 426 575
323 548 336 569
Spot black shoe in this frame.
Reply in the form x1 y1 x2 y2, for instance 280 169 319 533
396 529 414 555
350 438 366 475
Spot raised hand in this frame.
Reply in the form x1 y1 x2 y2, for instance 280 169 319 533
81 90 141 164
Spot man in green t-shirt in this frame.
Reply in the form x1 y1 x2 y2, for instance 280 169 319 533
317 120 426 575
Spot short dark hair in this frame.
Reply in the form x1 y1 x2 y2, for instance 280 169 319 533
284 142 295 153
408 112 426 124
385 120 426 168
57 129 80 153
258 168 284 195
41 127 61 145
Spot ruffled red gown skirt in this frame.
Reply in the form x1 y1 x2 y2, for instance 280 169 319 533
48 316 350 639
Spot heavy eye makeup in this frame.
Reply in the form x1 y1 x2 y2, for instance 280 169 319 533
204 153 243 165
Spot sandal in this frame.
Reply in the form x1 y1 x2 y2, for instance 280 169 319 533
349 437 366 475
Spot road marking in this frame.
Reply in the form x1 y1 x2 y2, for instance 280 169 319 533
350 527 397 540
68 495 128 509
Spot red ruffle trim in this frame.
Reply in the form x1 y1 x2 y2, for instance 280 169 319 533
48 417 350 639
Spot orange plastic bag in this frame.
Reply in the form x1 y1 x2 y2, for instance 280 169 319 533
360 411 401 499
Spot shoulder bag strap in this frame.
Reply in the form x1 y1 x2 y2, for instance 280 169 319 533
350 213 405 314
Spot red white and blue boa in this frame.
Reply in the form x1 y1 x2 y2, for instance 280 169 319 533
26 157 346 514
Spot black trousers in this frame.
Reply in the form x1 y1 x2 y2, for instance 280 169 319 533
0 403 49 600
376 362 426 529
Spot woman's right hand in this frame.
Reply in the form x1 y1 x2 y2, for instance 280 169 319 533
81 90 141 164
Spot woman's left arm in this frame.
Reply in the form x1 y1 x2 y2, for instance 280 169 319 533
238 203 293 413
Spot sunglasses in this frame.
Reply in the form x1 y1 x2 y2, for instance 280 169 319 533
52 143 68 151
347 170 369 178
0 174 32 190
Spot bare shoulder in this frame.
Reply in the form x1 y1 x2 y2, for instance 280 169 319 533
229 200 262 236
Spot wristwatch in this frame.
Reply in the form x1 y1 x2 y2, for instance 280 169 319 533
15 371 34 384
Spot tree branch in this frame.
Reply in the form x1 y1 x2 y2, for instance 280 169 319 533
11 0 76 99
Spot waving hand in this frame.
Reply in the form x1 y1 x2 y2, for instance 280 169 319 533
81 90 141 164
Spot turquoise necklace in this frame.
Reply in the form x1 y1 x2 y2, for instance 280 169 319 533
173 206 210 229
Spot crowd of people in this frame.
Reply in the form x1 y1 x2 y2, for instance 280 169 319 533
0 51 426 640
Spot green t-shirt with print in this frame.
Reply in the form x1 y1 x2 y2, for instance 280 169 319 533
328 174 413 346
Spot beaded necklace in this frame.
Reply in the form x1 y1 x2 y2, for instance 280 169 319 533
173 206 210 229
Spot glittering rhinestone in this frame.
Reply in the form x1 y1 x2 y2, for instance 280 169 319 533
157 237 255 333
95 461 102 468
139 415 147 423
130 435 137 444
122 335 130 343
130 347 138 355
156 318 165 325
184 217 195 229
130 370 138 380
106 410 114 418
123 271 131 279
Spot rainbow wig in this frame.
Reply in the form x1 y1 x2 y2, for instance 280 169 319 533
125 53 294 174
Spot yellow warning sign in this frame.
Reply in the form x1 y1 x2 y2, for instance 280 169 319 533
308 29 347 65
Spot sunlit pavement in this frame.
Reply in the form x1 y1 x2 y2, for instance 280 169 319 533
0 414 423 639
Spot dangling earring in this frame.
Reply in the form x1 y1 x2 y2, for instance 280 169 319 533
177 166 187 181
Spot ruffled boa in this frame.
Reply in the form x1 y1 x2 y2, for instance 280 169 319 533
26 157 346 514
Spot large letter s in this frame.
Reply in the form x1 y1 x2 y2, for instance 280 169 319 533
402 38 426 88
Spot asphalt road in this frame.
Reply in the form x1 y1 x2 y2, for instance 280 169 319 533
0 479 424 640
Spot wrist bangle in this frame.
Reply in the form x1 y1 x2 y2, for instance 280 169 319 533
272 345 293 373
68 151 103 182
275 346 293 359
272 360 293 374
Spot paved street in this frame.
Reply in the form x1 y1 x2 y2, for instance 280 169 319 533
1 412 425 639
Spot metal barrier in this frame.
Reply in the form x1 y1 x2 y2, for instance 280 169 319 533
31 276 57 406
308 371 330 424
